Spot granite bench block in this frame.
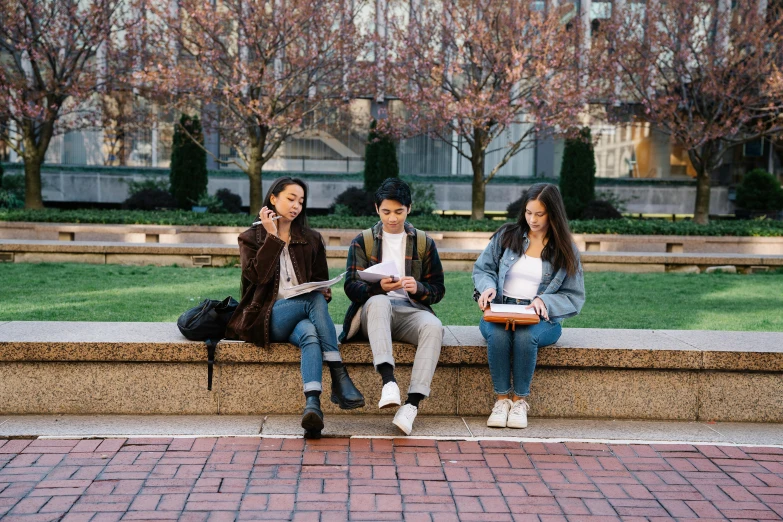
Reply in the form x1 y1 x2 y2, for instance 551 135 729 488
698 372 783 423
217 363 459 415
456 367 700 420
0 343 207 362
0 362 217 414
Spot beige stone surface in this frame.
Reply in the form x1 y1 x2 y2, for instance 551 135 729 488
0 362 217 414
218 363 458 415
698 372 783 422
583 262 666 273
456 367 700 420
13 252 106 264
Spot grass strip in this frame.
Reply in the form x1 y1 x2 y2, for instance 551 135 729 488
1 263 781 331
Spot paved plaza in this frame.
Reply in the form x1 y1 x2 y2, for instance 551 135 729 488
0 434 782 521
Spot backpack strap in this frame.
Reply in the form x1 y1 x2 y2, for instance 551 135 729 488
362 228 374 262
364 227 427 267
205 339 218 391
415 229 427 262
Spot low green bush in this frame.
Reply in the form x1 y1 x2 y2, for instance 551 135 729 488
1 209 782 236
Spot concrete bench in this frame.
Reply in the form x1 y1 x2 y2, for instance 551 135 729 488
2 222 782 254
2 239 783 273
0 322 780 422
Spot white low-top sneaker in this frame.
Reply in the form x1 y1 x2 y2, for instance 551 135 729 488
507 399 530 429
392 404 418 435
486 399 513 428
378 381 401 409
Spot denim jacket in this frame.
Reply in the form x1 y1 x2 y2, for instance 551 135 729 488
472 231 585 321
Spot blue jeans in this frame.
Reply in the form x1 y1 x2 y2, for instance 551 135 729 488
268 292 341 393
479 298 562 397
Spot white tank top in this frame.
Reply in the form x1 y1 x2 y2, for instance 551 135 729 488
502 255 543 300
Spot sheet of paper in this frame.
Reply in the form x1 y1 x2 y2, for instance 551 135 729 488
489 303 538 315
357 261 400 283
283 272 346 299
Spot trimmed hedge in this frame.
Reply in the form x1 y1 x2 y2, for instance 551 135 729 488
1 209 782 236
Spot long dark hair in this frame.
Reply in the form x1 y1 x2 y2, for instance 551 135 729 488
496 183 578 277
260 176 311 234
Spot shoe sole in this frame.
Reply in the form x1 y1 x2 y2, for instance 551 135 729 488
303 429 321 439
330 394 366 410
378 400 401 409
301 412 324 432
392 419 412 436
486 419 508 428
506 420 527 429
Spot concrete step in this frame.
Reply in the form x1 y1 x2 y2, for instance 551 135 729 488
2 239 782 272
0 415 780 447
1 322 780 422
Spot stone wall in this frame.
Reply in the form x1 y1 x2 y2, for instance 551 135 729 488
3 165 733 215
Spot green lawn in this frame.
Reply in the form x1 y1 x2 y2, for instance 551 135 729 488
1 263 782 331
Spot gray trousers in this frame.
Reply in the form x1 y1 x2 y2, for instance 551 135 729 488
360 295 444 396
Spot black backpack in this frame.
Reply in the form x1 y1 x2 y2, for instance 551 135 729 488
177 296 239 390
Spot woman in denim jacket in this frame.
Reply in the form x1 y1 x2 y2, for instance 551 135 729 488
472 183 585 429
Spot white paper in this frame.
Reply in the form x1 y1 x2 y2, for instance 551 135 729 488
489 303 538 315
283 272 346 299
357 261 400 283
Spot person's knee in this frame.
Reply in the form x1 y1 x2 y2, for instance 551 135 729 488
418 321 443 341
514 329 539 349
365 294 392 314
296 322 319 346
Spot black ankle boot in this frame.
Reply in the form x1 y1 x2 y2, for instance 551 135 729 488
329 365 365 410
301 395 324 437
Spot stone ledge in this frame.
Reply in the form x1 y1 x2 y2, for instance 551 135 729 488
0 322 780 371
0 322 780 421
2 239 783 272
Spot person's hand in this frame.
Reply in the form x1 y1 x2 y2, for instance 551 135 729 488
526 297 549 321
318 288 332 301
258 206 278 236
379 276 403 292
399 276 418 294
478 288 496 310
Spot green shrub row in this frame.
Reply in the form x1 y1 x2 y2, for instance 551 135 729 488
1 208 782 236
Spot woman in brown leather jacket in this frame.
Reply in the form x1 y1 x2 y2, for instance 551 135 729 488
226 177 364 438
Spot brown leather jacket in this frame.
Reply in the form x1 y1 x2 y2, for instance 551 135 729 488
225 225 329 346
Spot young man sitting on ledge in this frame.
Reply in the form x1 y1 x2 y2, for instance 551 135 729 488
340 178 446 435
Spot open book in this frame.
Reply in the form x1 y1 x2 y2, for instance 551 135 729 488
489 303 539 316
357 261 399 283
283 272 346 299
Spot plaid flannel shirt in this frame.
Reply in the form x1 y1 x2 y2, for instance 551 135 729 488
339 220 445 342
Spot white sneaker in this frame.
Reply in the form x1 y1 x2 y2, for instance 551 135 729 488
392 404 418 435
378 382 401 409
507 399 530 429
487 399 513 428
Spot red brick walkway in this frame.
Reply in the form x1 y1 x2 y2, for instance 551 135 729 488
0 437 781 521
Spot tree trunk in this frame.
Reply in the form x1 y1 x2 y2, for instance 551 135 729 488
470 128 488 220
690 141 718 225
471 160 486 220
693 168 711 225
23 152 44 209
247 141 264 216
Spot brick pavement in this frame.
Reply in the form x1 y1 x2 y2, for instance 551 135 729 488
0 437 781 521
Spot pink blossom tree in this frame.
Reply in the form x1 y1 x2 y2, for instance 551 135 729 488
146 0 366 214
0 0 144 208
379 0 590 219
602 1 783 224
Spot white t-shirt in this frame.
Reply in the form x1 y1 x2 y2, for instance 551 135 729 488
381 231 407 300
502 255 543 300
276 245 301 300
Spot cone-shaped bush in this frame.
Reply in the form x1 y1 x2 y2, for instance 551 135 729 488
559 127 596 220
363 119 399 193
170 114 208 209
